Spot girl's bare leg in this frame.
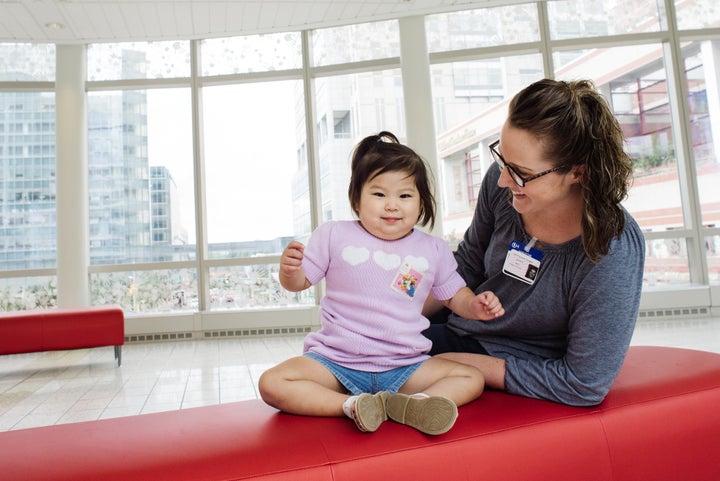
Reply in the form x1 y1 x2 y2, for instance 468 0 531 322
399 356 485 406
259 356 389 432
435 352 507 391
258 356 348 416
384 357 485 435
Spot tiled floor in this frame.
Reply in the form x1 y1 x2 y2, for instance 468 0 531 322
1 316 719 432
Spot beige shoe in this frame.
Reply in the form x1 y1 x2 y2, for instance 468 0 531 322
386 393 458 435
351 391 389 433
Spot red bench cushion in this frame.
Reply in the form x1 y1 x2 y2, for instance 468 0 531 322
0 306 124 354
0 346 718 481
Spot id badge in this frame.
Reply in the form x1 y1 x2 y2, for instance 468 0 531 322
502 239 542 285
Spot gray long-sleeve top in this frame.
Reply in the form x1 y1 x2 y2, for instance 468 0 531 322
447 165 645 406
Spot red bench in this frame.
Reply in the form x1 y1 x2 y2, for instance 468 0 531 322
0 345 718 480
0 305 124 366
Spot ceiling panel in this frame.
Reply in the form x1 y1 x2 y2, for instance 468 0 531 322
121 3 148 39
1 2 38 41
239 2 263 33
0 0 520 44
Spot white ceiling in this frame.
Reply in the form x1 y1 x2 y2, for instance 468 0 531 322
0 0 516 44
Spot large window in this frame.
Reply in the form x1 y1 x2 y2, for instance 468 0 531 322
0 44 56 308
683 39 720 283
310 21 407 223
429 53 543 237
87 41 190 80
83 36 309 313
311 21 400 66
87 88 195 265
0 90 57 269
202 81 303 254
313 70 406 223
202 80 311 310
427 0 719 293
426 3 540 52
1 0 719 328
200 33 302 75
546 0 664 37
84 42 196 312
554 44 688 284
675 0 720 30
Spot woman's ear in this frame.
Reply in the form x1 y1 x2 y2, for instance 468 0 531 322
570 164 585 184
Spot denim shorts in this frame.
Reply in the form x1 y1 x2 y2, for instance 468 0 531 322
305 352 424 396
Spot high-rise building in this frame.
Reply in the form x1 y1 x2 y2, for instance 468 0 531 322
0 89 57 270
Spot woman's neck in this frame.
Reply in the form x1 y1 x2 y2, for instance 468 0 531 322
522 203 584 246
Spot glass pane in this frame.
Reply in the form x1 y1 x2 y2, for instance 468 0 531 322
681 39 720 231
90 268 197 313
311 20 399 67
644 238 690 286
87 41 191 81
203 80 309 258
200 32 302 75
0 91 57 270
426 3 539 52
707 235 720 284
547 0 664 39
675 0 720 30
208 264 313 311
431 54 544 239
0 44 55 81
0 276 56 310
553 44 680 233
88 88 196 264
312 69 406 223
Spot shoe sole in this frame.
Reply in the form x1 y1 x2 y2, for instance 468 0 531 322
386 394 458 435
353 391 389 432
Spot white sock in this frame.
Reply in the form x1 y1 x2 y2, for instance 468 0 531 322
411 392 430 399
342 395 359 418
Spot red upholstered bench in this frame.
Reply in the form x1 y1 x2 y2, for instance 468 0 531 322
0 305 124 366
0 345 718 481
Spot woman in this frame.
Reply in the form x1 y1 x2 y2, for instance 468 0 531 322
423 78 645 406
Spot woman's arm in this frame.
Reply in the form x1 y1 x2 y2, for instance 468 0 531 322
503 217 646 406
453 165 499 291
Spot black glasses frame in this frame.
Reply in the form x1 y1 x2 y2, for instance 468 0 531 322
488 140 564 187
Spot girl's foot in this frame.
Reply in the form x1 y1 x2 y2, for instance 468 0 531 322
385 393 457 435
350 391 389 432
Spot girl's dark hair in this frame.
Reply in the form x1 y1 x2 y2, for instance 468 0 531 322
507 79 633 262
348 131 436 229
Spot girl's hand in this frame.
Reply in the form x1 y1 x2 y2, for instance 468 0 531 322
280 241 305 279
470 291 505 320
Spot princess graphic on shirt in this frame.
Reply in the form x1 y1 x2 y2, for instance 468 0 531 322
393 266 422 299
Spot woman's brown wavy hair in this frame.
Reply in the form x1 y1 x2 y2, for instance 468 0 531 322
507 79 633 262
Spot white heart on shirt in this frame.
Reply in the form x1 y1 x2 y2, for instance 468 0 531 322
403 255 429 272
374 251 401 270
342 246 370 265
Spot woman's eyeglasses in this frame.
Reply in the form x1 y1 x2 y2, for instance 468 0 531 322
489 140 564 188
